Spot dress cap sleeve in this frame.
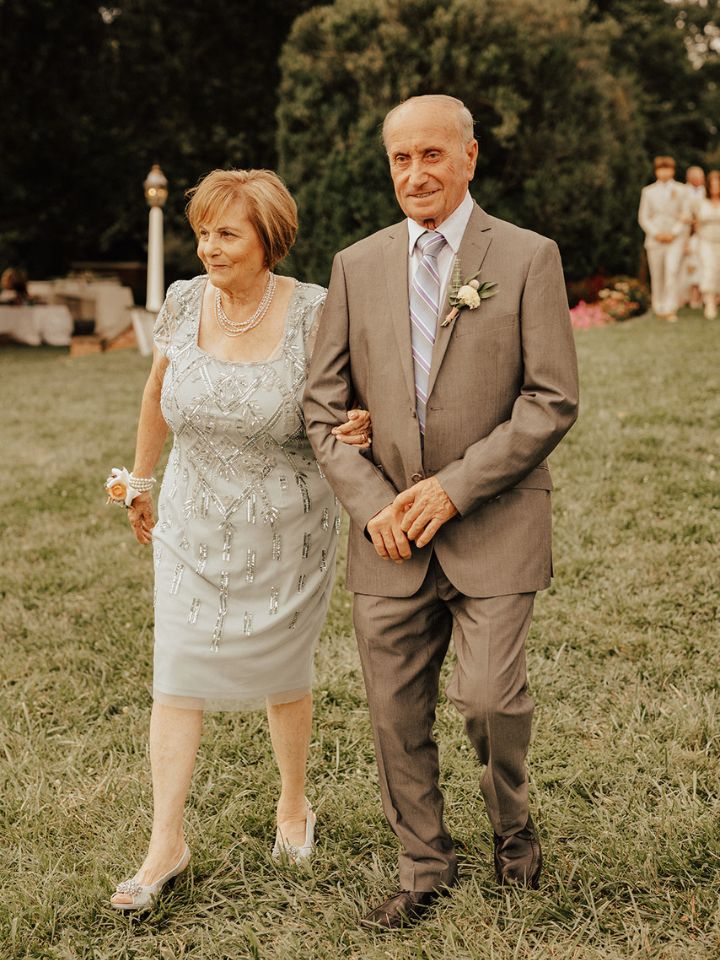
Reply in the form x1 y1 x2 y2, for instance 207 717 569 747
299 283 326 360
153 280 193 357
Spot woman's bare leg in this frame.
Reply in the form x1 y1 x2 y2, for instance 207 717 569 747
266 693 313 846
112 702 202 903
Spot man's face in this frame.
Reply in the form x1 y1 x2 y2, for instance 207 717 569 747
655 165 675 183
385 102 478 227
687 167 705 188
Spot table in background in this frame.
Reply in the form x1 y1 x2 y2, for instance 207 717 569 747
0 305 73 346
37 278 134 340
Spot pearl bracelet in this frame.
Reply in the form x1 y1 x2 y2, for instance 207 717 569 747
128 474 157 492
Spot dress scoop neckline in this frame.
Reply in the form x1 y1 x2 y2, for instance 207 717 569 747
194 276 300 366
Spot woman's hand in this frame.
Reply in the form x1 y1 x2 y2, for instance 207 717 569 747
332 408 372 448
127 491 155 545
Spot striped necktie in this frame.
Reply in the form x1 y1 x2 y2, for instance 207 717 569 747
410 230 446 434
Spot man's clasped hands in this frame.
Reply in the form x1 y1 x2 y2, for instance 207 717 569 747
367 476 458 562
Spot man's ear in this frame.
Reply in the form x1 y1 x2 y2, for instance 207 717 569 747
466 139 479 177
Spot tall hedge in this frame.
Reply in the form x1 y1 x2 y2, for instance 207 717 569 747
277 0 646 284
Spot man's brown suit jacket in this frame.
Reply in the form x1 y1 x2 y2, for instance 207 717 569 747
303 203 579 598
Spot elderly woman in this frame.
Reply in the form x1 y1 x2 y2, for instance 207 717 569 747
107 169 371 912
696 169 720 320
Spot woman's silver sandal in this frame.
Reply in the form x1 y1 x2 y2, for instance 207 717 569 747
110 844 191 912
272 799 316 864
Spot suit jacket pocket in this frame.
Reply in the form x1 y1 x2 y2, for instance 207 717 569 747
514 464 553 491
454 311 518 337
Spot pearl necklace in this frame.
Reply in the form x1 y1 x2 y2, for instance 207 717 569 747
215 272 277 337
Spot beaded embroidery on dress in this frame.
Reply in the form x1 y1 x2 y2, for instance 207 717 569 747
151 276 340 710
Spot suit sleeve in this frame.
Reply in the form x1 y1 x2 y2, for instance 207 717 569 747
638 187 655 238
435 239 579 516
303 253 398 530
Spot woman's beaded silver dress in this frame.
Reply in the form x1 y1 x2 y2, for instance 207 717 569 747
151 276 339 710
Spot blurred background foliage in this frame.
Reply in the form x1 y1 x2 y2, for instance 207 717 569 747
278 0 648 282
0 0 321 280
0 0 718 284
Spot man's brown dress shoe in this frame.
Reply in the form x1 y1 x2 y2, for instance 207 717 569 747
361 889 443 930
493 815 542 888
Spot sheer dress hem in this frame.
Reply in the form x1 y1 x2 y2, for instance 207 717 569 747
153 685 311 712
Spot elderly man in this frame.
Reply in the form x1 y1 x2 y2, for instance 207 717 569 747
304 94 579 929
638 156 689 322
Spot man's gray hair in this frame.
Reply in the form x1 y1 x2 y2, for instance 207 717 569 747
382 94 475 148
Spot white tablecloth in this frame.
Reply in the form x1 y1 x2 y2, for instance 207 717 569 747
52 279 134 339
0 305 73 346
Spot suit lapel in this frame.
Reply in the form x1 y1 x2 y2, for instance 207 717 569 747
427 204 494 399
383 222 416 409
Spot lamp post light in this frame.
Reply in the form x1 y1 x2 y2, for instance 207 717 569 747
143 164 168 313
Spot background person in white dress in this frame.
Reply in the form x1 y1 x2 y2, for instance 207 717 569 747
638 156 688 322
107 169 372 913
680 165 706 309
696 170 720 320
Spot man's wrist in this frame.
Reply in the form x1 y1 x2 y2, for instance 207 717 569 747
364 501 394 541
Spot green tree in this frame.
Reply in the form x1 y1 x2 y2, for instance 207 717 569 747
0 1 109 277
587 0 720 171
0 0 320 280
277 0 646 284
670 0 720 169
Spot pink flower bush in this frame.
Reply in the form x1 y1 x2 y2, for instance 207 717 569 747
569 300 613 330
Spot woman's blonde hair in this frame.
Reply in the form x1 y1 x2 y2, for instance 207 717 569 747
185 169 298 269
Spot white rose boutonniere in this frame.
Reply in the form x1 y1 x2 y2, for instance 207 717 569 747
442 257 498 326
457 284 481 309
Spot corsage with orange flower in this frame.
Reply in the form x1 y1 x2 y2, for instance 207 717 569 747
105 466 156 507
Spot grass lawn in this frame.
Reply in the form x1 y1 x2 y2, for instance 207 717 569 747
1 308 719 959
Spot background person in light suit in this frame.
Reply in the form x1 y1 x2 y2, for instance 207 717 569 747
638 156 688 322
304 94 579 929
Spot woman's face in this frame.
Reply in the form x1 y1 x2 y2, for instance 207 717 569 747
709 175 720 200
197 197 266 292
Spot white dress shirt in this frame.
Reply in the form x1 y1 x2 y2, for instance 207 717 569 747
407 191 475 310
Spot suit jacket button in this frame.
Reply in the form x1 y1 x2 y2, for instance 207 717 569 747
411 472 423 483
